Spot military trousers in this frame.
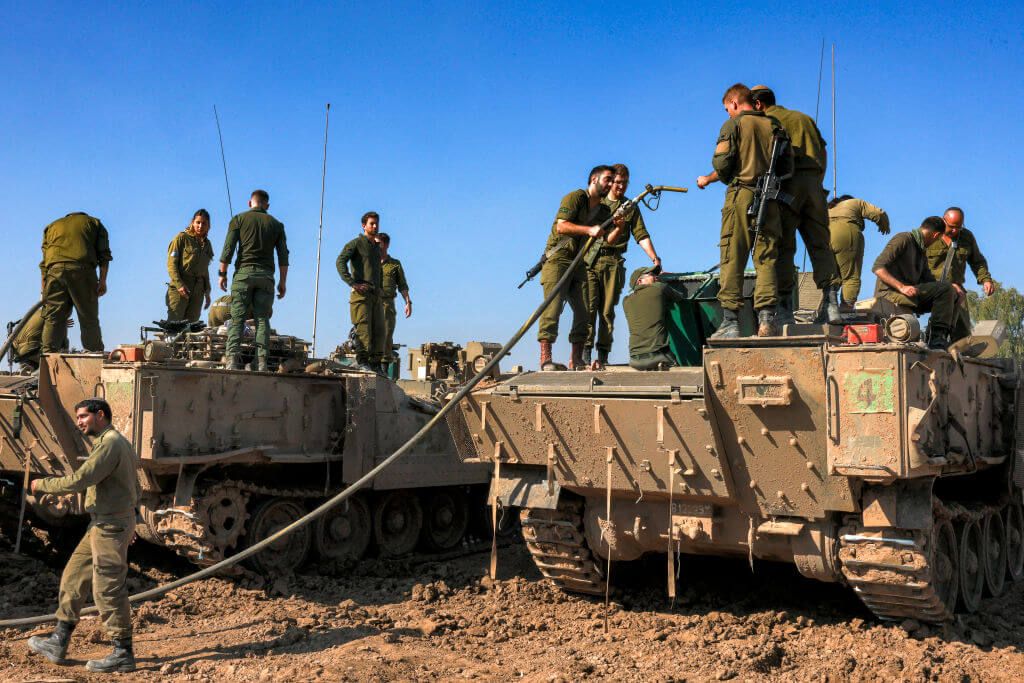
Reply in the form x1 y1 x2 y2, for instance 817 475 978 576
829 220 865 304
166 274 207 322
350 289 385 363
538 258 589 344
226 267 275 358
629 349 676 371
56 513 134 639
381 297 398 363
12 307 68 365
777 173 840 294
951 300 973 343
585 255 626 352
718 186 780 312
882 281 956 331
41 262 103 353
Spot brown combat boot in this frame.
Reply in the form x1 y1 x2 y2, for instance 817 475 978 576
568 342 585 370
757 308 778 337
540 340 556 371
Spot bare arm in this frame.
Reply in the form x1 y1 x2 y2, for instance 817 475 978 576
696 170 719 189
638 237 661 266
873 266 918 298
556 219 604 238
97 264 108 296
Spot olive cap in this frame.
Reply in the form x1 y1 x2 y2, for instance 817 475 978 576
630 266 658 289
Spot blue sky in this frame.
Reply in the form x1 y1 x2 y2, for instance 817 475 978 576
3 1 1021 371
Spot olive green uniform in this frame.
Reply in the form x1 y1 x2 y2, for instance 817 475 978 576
337 234 385 363
622 281 685 370
828 198 890 303
872 230 955 330
34 425 139 640
926 228 992 341
711 111 783 311
11 306 69 368
763 105 840 294
39 212 111 353
584 198 650 353
208 294 232 327
380 256 409 363
538 189 610 343
219 208 288 359
165 230 214 321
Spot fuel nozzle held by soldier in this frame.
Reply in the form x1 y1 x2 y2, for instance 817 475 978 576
747 130 794 253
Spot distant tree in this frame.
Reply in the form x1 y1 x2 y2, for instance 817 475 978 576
966 280 1024 363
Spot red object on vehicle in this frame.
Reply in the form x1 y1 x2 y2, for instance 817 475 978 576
842 324 882 344
110 346 145 362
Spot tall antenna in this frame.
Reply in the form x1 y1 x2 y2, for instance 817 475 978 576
213 105 234 218
832 43 837 198
814 37 825 122
311 103 331 358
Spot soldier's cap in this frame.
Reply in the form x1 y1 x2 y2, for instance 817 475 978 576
629 265 661 289
750 84 772 95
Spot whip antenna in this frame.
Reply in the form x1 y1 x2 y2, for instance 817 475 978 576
213 105 234 218
814 38 825 122
311 103 330 357
832 43 837 198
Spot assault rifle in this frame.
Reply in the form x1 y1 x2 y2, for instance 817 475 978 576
518 237 572 289
747 130 794 253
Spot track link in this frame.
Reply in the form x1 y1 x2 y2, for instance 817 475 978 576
520 499 604 595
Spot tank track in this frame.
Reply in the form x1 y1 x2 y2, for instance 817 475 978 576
839 499 997 623
520 498 604 595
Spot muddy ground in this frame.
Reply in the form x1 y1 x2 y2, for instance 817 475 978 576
2 521 1024 682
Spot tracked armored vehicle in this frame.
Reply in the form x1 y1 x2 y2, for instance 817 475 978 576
448 272 1023 622
0 336 500 573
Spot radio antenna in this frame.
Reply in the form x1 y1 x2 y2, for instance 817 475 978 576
832 43 837 198
213 106 234 219
311 103 331 358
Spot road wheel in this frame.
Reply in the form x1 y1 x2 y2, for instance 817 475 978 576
1006 501 1024 581
420 488 469 552
982 511 1007 597
957 520 984 613
932 518 959 611
245 498 311 575
373 491 423 557
314 494 372 562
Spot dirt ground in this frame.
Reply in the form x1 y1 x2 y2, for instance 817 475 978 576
2 524 1024 682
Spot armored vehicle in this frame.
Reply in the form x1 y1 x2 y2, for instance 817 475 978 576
448 272 1023 622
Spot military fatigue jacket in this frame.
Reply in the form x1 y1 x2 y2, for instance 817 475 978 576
337 234 383 291
167 230 214 292
544 189 611 261
925 228 992 286
598 197 650 256
764 105 826 175
35 426 139 517
711 111 783 187
623 282 686 357
872 230 936 298
381 257 409 299
219 208 289 272
829 198 889 233
40 212 112 275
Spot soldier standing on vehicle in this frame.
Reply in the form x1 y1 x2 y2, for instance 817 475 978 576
538 165 619 371
827 195 890 308
872 216 956 350
39 212 111 353
926 206 994 342
27 398 141 674
10 307 72 373
584 163 661 370
165 209 214 321
376 232 411 370
750 85 842 326
337 211 385 373
696 83 785 338
622 266 683 370
218 190 289 371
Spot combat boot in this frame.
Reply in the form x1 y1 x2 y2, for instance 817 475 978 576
85 638 136 674
775 292 795 328
825 287 842 324
223 355 242 371
581 346 593 367
568 343 585 371
28 620 74 664
256 355 269 373
591 348 609 371
757 308 778 337
928 326 951 351
710 309 740 339
540 340 556 371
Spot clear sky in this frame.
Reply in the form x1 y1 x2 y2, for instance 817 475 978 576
3 1 1021 372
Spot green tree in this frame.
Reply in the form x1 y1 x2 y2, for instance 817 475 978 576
966 280 1024 363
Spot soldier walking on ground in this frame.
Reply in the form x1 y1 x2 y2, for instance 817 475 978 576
218 190 289 371
750 85 842 326
27 398 141 673
697 83 786 338
827 195 890 308
926 206 994 342
376 232 411 371
39 212 111 353
872 216 956 350
165 209 214 321
337 212 385 373
584 163 661 370
538 165 620 370
622 266 683 370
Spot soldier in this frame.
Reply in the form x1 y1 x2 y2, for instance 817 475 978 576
539 165 619 370
872 216 956 350
39 212 111 353
696 83 785 338
337 211 385 372
622 266 683 370
827 195 890 308
207 294 232 327
9 307 72 373
218 189 289 371
750 85 842 325
926 206 994 342
584 163 662 370
165 209 214 321
27 398 140 673
376 233 411 369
